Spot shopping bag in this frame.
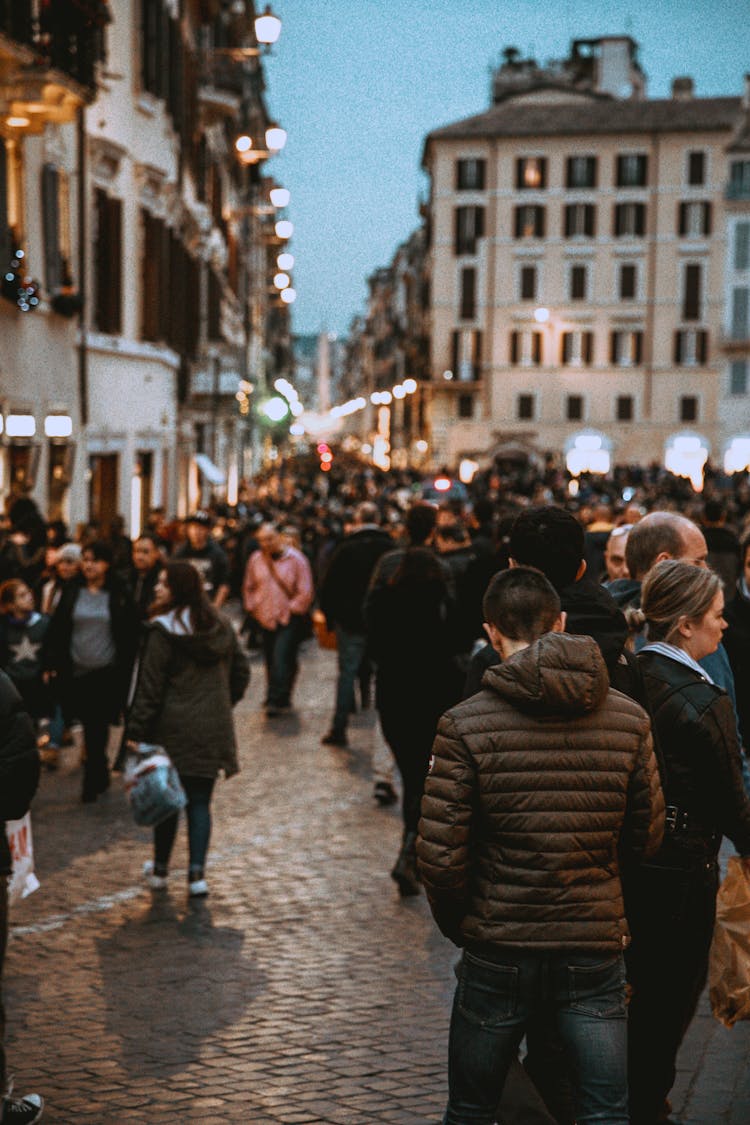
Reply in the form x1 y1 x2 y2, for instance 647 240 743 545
5 813 41 905
312 609 337 651
708 855 750 1027
122 742 187 827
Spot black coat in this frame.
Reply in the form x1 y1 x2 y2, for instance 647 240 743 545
319 526 393 634
45 576 139 711
637 650 750 866
0 670 40 875
722 582 750 747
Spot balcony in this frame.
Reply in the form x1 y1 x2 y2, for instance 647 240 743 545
0 0 108 130
198 53 245 122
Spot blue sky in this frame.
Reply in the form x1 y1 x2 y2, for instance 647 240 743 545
265 0 750 337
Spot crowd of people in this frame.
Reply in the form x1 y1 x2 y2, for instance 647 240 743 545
2 460 750 1122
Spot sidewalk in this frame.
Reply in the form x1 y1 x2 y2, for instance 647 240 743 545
5 641 750 1123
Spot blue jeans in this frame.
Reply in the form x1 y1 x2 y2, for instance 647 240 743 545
444 948 628 1125
331 628 367 735
261 619 302 707
154 775 215 875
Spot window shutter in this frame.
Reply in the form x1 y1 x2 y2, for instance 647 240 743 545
460 267 476 319
564 205 573 238
697 330 708 365
453 208 462 255
678 202 687 236
683 264 701 321
638 155 648 185
585 205 595 237
636 204 646 236
515 159 524 190
583 331 593 365
613 205 621 237
0 141 9 270
537 207 546 238
610 332 619 364
450 331 459 376
561 332 570 364
514 207 523 239
703 202 712 237
674 331 683 364
41 163 61 293
616 156 625 186
473 330 482 378
510 331 518 364
532 332 542 365
634 332 643 365
475 206 485 239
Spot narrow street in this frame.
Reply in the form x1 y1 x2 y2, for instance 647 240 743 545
5 642 750 1124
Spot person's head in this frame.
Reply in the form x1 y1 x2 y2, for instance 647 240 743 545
482 566 564 659
185 512 212 549
132 534 162 574
703 499 725 526
81 541 112 587
641 560 724 661
389 545 445 587
0 579 34 618
354 500 379 527
152 560 216 631
508 506 585 592
604 525 632 582
625 512 708 581
256 522 283 558
56 542 82 581
405 501 438 547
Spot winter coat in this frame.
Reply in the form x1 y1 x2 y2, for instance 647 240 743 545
125 610 249 779
723 581 750 747
318 525 393 634
46 576 139 709
636 650 750 867
417 632 664 951
0 670 40 876
242 546 313 630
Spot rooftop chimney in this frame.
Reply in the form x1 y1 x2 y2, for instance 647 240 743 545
672 76 694 100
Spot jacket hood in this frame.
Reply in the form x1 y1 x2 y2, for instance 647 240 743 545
607 577 642 610
150 613 233 664
483 632 609 716
560 577 629 673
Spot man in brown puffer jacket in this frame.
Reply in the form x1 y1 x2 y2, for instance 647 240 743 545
417 567 664 1125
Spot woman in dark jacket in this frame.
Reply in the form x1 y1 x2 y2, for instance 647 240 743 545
628 560 750 1125
126 561 249 897
365 547 463 897
46 540 138 802
722 530 750 751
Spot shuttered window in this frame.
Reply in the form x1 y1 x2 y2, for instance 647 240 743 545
682 264 702 321
94 189 122 334
460 267 476 319
41 164 61 292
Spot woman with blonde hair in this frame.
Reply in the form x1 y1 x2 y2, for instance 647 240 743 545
626 559 750 1124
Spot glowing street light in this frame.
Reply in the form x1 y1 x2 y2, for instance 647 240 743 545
270 187 290 208
403 378 417 393
265 125 287 152
255 5 282 45
235 134 253 154
274 272 291 289
262 396 289 422
277 252 294 270
275 219 294 239
534 306 550 324
280 287 296 304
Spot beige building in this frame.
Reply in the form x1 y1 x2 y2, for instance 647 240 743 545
422 37 750 484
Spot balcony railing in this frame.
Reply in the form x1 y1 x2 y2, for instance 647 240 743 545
0 0 109 93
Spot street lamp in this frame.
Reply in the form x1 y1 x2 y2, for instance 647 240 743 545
275 219 293 239
280 287 296 304
211 4 282 54
277 252 294 270
270 187 290 208
265 124 287 152
274 272 291 289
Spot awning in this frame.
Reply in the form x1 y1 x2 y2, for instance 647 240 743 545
194 453 226 486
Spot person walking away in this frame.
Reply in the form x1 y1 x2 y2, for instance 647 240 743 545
0 668 44 1123
627 560 750 1125
125 561 249 896
318 501 391 748
242 523 313 716
130 535 164 622
417 567 664 1125
701 498 740 594
46 542 137 802
366 547 463 896
174 513 231 609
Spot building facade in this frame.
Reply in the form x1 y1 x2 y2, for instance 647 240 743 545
422 37 750 482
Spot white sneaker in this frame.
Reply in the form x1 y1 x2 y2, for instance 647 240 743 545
188 878 208 897
142 860 168 890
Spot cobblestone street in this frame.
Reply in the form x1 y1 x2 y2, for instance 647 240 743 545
5 641 750 1123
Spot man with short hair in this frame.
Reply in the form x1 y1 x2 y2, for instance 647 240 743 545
174 513 230 608
603 524 632 584
130 535 163 621
318 502 391 749
418 567 664 1124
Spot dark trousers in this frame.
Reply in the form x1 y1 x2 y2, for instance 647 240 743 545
261 619 302 708
624 859 719 1124
0 877 8 1090
330 628 368 736
378 698 438 832
153 775 216 875
70 666 121 800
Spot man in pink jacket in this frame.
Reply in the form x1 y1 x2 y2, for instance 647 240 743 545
242 524 314 715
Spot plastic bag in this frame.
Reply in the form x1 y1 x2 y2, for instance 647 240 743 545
708 855 750 1027
6 813 40 904
123 742 187 827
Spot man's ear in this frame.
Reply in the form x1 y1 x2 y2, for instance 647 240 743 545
552 611 567 634
575 560 587 581
483 621 504 655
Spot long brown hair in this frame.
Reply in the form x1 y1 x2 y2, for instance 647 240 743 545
156 560 218 633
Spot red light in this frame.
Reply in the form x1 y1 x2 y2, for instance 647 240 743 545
434 476 452 492
316 442 330 454
320 461 332 472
